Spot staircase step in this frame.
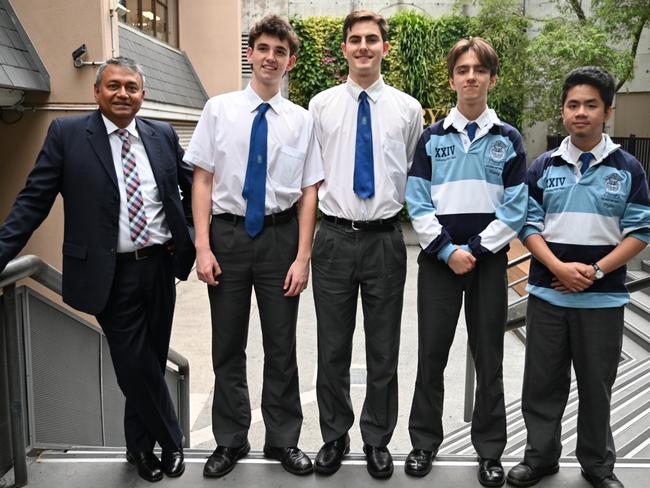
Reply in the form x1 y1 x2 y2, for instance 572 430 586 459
641 260 650 274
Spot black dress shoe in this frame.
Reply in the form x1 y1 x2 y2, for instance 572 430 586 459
126 451 163 482
314 433 350 475
203 441 250 478
478 458 505 487
161 449 185 477
506 462 560 487
363 444 393 479
404 448 434 477
581 470 624 488
263 445 314 475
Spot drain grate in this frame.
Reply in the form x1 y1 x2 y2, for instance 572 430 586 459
350 367 367 386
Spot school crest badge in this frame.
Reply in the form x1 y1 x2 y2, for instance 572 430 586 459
604 173 624 194
489 140 507 161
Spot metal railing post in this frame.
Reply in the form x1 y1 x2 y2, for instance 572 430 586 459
463 340 475 423
168 349 190 448
2 285 27 487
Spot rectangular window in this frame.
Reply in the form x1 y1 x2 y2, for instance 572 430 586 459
119 0 178 47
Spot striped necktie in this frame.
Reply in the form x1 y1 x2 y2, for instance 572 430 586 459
116 129 151 247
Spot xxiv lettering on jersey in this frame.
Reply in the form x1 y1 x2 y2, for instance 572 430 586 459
434 145 455 159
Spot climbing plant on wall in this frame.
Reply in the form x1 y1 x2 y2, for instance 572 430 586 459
288 0 529 128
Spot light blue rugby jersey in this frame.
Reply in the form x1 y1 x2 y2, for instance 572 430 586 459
405 118 528 262
521 135 650 308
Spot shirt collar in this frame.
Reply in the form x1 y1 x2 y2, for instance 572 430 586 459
551 133 620 166
102 114 139 139
443 106 502 132
345 76 384 103
244 83 284 114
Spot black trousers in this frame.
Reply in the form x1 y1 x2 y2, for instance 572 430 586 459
522 295 623 478
408 250 508 459
96 249 182 453
208 217 303 447
312 220 407 447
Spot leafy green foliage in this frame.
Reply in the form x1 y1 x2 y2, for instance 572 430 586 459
288 16 346 108
287 0 646 132
525 18 634 132
289 2 529 127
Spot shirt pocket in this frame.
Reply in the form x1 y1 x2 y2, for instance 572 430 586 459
382 138 408 195
270 145 305 189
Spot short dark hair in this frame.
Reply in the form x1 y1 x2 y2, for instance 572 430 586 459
342 10 388 42
95 56 145 88
447 37 499 78
561 66 616 110
248 14 300 56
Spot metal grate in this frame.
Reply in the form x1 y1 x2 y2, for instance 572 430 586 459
0 296 12 477
12 287 185 449
170 121 197 150
29 295 103 447
241 33 252 76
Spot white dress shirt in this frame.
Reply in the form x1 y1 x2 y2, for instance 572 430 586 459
183 84 324 215
443 106 503 151
309 76 423 221
102 115 171 252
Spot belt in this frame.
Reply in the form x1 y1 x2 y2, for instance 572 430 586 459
213 205 296 226
116 242 173 261
323 214 399 232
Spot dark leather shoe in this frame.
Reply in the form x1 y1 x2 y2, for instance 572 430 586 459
314 433 350 475
264 445 313 475
363 444 393 479
507 462 560 487
203 441 250 478
581 470 624 488
478 458 505 487
126 451 163 482
161 450 185 477
404 448 434 477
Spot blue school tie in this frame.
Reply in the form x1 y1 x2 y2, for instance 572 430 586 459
579 152 594 175
242 102 270 238
466 121 479 142
354 91 375 199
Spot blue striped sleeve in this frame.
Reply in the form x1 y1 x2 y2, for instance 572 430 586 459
622 163 650 242
406 129 453 258
468 130 528 257
519 156 547 241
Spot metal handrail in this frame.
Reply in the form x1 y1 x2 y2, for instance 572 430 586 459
463 254 650 422
0 255 191 487
462 252 531 421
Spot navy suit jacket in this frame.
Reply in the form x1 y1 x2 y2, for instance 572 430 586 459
0 110 195 315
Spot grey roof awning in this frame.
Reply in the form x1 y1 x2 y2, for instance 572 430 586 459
119 25 208 109
0 0 50 92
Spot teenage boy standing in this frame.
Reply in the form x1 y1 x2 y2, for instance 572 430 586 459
404 37 527 486
309 10 422 479
507 67 650 488
185 15 323 478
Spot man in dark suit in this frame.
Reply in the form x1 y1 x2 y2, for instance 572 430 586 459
0 57 194 483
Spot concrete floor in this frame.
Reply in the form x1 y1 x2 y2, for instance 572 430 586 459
170 242 527 454
16 450 650 488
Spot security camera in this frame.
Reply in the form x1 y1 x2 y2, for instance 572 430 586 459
72 44 87 68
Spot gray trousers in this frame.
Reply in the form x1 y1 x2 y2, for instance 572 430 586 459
312 220 407 447
408 250 508 459
207 217 302 447
522 295 623 478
